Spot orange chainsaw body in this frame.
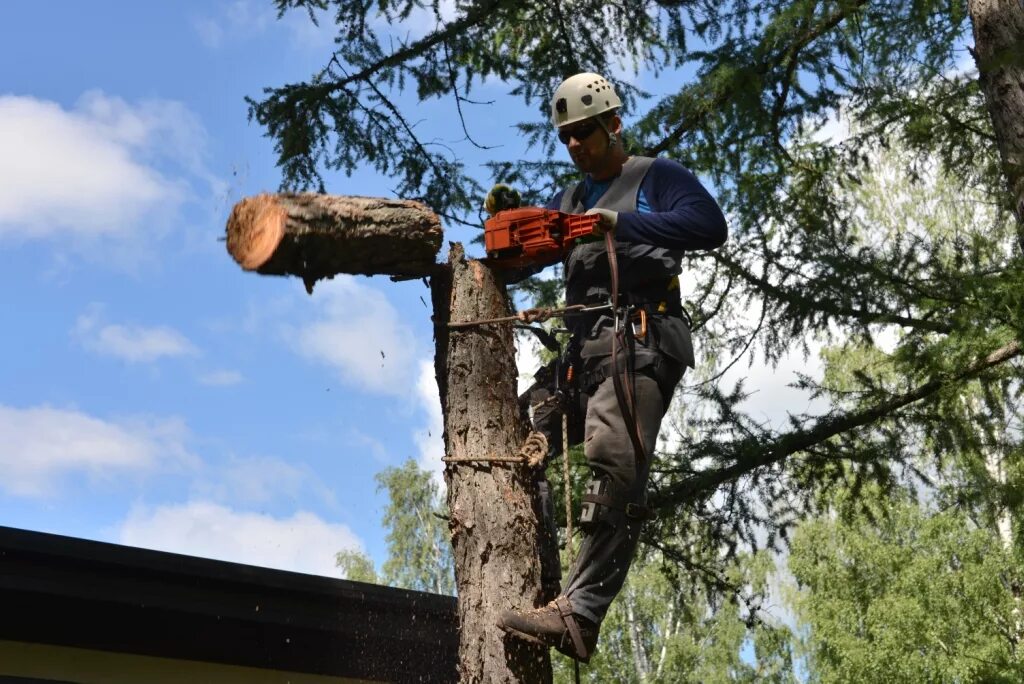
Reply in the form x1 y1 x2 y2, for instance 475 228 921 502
483 208 600 268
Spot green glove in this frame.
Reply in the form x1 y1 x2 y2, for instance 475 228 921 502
485 184 522 216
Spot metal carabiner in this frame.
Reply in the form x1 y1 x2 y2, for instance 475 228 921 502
631 308 648 341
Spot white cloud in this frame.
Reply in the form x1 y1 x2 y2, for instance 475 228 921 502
193 0 334 51
0 92 214 242
413 359 444 476
349 430 391 464
516 332 544 395
283 8 338 49
291 277 422 395
192 0 273 49
0 405 193 497
192 16 226 49
191 454 335 509
720 344 827 430
198 369 244 386
810 108 852 146
74 306 199 363
946 46 978 81
117 501 362 577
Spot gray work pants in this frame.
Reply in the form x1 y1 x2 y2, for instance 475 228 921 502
531 349 683 626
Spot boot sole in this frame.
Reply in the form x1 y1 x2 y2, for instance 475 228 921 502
498 624 591 664
497 623 549 648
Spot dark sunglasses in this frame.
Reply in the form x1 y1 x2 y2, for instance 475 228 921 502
557 121 600 145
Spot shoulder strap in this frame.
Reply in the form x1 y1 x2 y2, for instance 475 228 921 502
559 181 585 213
558 156 656 214
594 156 655 213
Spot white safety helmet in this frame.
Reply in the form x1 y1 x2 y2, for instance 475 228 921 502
550 72 622 128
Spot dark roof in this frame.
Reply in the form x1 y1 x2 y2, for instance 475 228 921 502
0 525 458 683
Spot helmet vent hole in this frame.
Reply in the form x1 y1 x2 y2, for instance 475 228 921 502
581 94 593 105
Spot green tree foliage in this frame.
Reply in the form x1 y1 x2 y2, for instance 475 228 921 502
789 493 1022 682
377 459 455 595
777 133 1024 680
260 0 1023 627
335 547 379 583
336 460 455 594
344 462 456 593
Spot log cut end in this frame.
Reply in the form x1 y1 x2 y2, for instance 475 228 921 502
225 193 287 271
224 192 443 284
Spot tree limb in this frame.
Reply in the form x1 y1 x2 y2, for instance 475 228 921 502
296 0 514 101
711 250 954 333
650 339 1022 509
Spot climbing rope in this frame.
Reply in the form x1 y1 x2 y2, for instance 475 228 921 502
562 412 574 565
442 431 548 466
447 303 612 329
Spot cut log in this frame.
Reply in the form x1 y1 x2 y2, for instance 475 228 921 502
225 193 443 291
432 243 552 683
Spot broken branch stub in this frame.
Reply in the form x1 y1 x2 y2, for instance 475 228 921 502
225 193 443 291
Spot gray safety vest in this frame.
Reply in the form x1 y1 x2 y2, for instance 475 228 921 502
560 156 695 369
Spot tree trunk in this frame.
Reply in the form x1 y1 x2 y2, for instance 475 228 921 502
968 0 1024 242
431 243 552 683
224 193 442 292
625 588 650 681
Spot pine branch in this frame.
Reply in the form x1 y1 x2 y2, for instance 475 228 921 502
647 0 869 156
650 339 1022 509
711 250 954 334
300 0 513 99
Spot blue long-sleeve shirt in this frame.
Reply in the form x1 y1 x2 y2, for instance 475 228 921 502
547 157 728 251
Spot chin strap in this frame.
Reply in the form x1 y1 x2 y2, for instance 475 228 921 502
595 116 617 151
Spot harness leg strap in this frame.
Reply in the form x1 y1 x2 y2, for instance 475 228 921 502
554 596 590 660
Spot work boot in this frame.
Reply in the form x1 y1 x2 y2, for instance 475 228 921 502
497 596 599 663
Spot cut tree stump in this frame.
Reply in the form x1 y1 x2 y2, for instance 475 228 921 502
432 243 551 683
225 193 442 291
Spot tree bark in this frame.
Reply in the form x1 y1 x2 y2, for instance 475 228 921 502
968 0 1024 243
432 243 552 683
224 193 442 291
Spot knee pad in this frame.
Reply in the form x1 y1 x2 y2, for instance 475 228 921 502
579 477 651 533
578 478 608 532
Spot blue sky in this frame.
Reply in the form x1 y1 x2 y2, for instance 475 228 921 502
0 0 544 577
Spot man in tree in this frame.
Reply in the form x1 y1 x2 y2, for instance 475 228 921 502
497 72 728 662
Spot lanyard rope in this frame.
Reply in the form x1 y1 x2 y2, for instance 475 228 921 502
447 302 613 329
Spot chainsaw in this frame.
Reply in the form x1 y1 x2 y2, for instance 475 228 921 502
483 207 601 269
